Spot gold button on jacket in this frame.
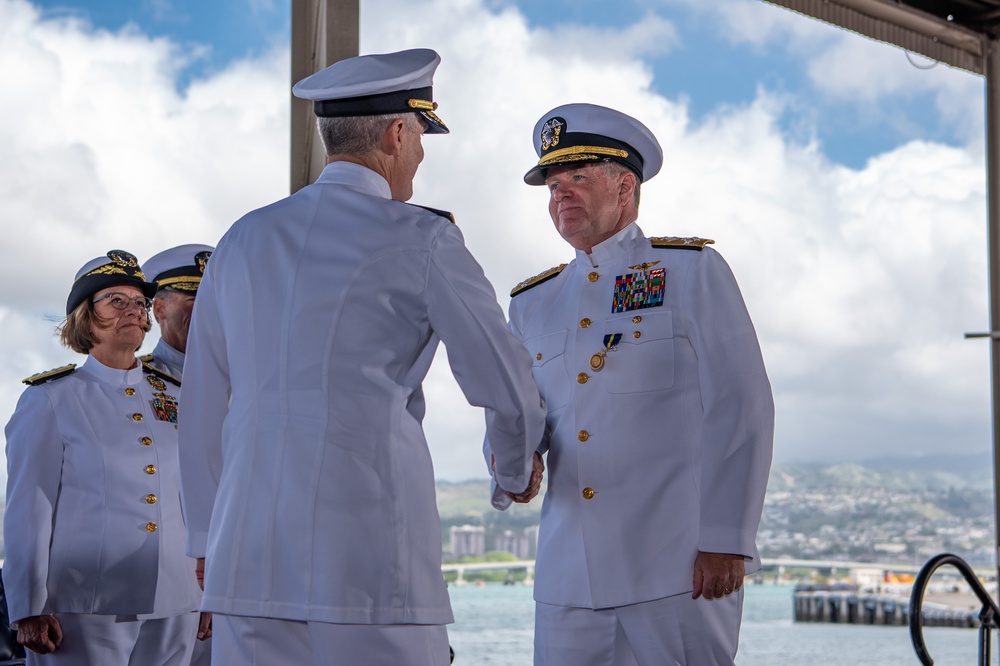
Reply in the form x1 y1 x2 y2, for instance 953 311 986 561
140 437 152 446
124 387 136 396
582 488 595 500
145 494 157 504
145 464 157 475
577 430 589 442
146 522 157 533
587 272 599 282
131 413 143 421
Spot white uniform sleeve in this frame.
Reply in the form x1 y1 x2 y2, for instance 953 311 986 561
4 388 62 625
424 223 546 497
178 261 231 558
684 249 774 558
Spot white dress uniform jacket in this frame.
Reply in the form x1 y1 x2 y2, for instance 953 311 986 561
144 339 185 384
178 161 545 626
492 222 774 610
4 356 201 625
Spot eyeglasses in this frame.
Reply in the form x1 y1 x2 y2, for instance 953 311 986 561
93 292 152 312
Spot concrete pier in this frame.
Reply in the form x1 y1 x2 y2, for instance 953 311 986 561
793 584 979 628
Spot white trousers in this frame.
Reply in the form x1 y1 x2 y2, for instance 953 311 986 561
189 636 211 665
534 589 744 666
211 615 451 666
26 612 198 666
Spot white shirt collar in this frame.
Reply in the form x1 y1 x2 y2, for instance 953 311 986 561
152 338 185 370
315 161 392 200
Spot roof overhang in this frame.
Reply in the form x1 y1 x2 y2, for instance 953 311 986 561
762 0 999 74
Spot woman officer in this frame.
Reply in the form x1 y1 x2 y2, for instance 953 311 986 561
4 249 201 665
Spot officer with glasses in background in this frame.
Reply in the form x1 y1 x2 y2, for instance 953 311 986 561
4 249 203 665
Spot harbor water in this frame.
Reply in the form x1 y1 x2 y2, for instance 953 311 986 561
447 582 999 665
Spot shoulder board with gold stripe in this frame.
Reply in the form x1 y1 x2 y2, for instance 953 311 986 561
138 353 154 363
649 236 714 250
511 264 568 298
141 360 181 388
23 364 77 386
410 204 456 224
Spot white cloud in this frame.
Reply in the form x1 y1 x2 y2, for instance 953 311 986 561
709 0 986 147
0 0 992 483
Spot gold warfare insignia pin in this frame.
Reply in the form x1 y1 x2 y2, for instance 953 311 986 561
540 117 564 151
146 375 167 391
195 250 212 274
628 260 660 272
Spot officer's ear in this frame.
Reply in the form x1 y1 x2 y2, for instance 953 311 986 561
380 117 407 157
618 170 637 206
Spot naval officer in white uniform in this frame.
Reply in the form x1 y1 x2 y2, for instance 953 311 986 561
141 244 216 663
4 250 202 665
488 104 774 665
177 48 546 666
140 244 214 384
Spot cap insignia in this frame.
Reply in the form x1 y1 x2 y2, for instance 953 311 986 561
540 117 564 151
195 250 212 274
108 250 139 268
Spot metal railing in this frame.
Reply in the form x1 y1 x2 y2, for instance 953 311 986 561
909 553 999 665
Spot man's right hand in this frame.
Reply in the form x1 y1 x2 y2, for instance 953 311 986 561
499 451 545 504
16 614 63 654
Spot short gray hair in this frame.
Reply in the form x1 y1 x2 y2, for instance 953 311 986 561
599 161 641 208
317 113 423 157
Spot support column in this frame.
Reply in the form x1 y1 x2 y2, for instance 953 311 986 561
987 35 1000 587
290 0 359 193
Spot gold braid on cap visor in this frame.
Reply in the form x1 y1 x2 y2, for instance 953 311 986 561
539 145 629 166
85 264 142 279
157 276 201 289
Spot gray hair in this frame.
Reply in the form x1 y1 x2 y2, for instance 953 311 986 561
599 161 642 208
317 112 423 157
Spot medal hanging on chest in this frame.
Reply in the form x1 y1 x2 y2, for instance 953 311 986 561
612 265 665 313
590 333 622 372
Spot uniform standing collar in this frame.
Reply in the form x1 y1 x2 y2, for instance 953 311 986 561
153 338 186 371
315 161 393 200
81 354 143 386
578 222 644 268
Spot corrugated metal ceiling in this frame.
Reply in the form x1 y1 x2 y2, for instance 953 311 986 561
904 0 1000 35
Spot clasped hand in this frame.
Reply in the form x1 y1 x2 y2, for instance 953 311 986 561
492 451 545 503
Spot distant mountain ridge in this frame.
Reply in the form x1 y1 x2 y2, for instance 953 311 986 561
770 454 993 492
435 456 995 518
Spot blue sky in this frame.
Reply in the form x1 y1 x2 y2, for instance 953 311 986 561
0 0 992 480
